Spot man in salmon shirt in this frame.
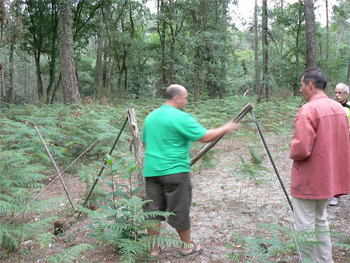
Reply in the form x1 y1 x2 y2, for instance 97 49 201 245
289 67 350 263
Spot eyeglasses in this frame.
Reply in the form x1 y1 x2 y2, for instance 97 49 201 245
335 91 346 95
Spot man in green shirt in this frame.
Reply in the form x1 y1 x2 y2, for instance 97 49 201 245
142 84 239 256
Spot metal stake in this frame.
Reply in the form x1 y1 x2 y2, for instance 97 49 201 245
250 110 293 211
77 116 129 219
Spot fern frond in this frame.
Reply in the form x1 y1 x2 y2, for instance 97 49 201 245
248 146 262 165
118 239 148 263
334 242 350 250
0 200 13 214
47 243 94 263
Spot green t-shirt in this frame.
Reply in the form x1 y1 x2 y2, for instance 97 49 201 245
142 105 207 177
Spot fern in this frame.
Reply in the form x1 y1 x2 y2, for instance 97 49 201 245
86 156 183 262
0 215 58 253
47 243 94 263
243 223 296 262
241 223 341 262
88 200 181 263
248 146 262 166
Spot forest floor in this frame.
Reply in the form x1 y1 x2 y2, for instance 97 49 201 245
1 132 350 263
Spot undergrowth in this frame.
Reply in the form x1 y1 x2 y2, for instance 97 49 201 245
3 97 348 262
85 156 183 262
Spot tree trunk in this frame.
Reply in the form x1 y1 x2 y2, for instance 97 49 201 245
59 0 81 104
254 0 259 94
106 42 113 97
304 0 317 68
337 25 343 54
7 0 22 103
260 0 268 101
0 0 4 41
96 11 104 100
157 0 168 88
0 60 5 101
8 40 14 103
294 2 303 96
34 54 44 102
46 1 59 104
277 0 283 88
219 0 228 99
191 0 206 103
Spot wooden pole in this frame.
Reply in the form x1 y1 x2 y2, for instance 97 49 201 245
35 126 77 212
127 107 144 181
190 103 253 166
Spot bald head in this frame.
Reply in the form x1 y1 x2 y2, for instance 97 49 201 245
165 84 187 100
164 84 188 110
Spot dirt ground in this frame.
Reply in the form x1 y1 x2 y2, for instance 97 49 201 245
1 133 350 263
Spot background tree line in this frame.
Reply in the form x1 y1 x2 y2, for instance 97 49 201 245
0 0 350 105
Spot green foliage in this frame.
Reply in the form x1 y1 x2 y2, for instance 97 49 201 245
87 197 174 263
0 211 58 255
0 97 345 261
35 232 93 262
237 223 343 262
48 243 94 263
0 102 129 259
235 146 268 185
226 231 245 262
199 149 218 169
3 0 350 103
243 223 296 262
86 156 182 262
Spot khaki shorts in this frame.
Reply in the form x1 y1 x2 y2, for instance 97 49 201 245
145 172 192 230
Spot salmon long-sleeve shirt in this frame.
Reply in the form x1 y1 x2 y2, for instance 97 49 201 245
290 93 350 199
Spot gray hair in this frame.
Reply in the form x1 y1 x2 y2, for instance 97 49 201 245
335 83 349 94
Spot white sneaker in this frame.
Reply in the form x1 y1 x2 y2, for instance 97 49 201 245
329 197 339 206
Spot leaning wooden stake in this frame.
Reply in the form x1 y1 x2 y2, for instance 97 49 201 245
35 126 77 212
190 103 253 166
127 107 144 181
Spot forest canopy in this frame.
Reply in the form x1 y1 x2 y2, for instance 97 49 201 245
0 0 350 104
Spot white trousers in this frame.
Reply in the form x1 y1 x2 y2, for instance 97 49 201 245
293 198 333 263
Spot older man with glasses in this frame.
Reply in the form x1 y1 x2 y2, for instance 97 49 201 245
329 83 350 206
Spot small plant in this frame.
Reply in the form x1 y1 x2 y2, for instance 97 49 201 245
86 156 183 262
243 223 296 262
226 232 245 262
200 149 218 169
36 233 94 263
236 146 268 185
239 223 341 263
